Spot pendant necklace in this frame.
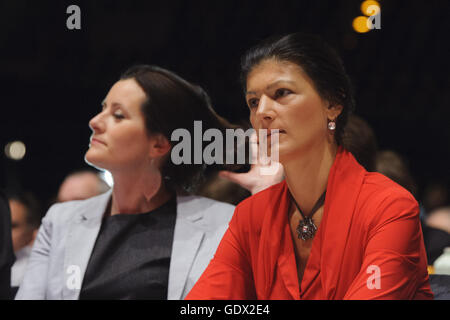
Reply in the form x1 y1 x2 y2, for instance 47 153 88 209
289 189 326 241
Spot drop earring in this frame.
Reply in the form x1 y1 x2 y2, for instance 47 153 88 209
328 119 336 131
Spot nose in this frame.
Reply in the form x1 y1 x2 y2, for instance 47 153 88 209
88 111 105 134
255 95 275 125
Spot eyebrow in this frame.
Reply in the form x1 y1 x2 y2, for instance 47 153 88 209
101 100 125 108
246 79 296 96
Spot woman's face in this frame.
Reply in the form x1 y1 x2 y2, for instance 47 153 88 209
246 59 341 163
85 79 154 171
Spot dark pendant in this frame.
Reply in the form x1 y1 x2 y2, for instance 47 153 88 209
296 217 318 241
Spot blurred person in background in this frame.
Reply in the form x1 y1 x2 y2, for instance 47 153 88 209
57 170 110 202
376 150 450 266
341 114 378 172
0 190 14 299
421 181 450 265
7 192 41 293
375 150 418 198
423 181 448 215
426 207 450 235
424 207 450 265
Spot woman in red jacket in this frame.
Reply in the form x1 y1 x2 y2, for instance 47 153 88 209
186 33 433 299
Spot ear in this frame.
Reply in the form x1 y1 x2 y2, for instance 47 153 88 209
326 103 343 121
148 133 171 158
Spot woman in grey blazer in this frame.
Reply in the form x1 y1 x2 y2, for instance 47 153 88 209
16 65 240 300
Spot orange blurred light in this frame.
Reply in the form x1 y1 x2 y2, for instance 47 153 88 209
352 16 370 33
361 0 380 16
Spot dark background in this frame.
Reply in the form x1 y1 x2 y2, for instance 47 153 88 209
0 0 449 212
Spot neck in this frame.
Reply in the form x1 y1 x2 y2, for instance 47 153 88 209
109 165 172 215
283 141 338 215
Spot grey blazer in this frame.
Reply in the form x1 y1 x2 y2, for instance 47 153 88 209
15 190 235 300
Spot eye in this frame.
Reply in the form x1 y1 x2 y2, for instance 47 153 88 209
113 110 125 120
274 88 292 99
247 98 259 109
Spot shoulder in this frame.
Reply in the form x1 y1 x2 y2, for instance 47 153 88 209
176 194 235 224
43 191 111 225
360 172 417 206
357 172 419 227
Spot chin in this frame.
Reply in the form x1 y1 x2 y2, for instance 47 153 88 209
267 141 287 161
84 151 107 171
276 143 305 164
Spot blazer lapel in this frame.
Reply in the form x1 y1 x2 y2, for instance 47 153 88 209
319 148 366 299
168 196 205 300
272 181 300 300
62 191 112 299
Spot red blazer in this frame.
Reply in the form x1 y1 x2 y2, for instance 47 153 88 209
186 148 433 299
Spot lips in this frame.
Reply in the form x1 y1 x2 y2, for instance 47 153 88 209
256 129 285 144
266 129 286 136
91 137 106 146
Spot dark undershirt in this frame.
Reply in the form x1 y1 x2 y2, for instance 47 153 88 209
79 196 177 300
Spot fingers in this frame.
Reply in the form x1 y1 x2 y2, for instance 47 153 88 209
249 131 258 164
